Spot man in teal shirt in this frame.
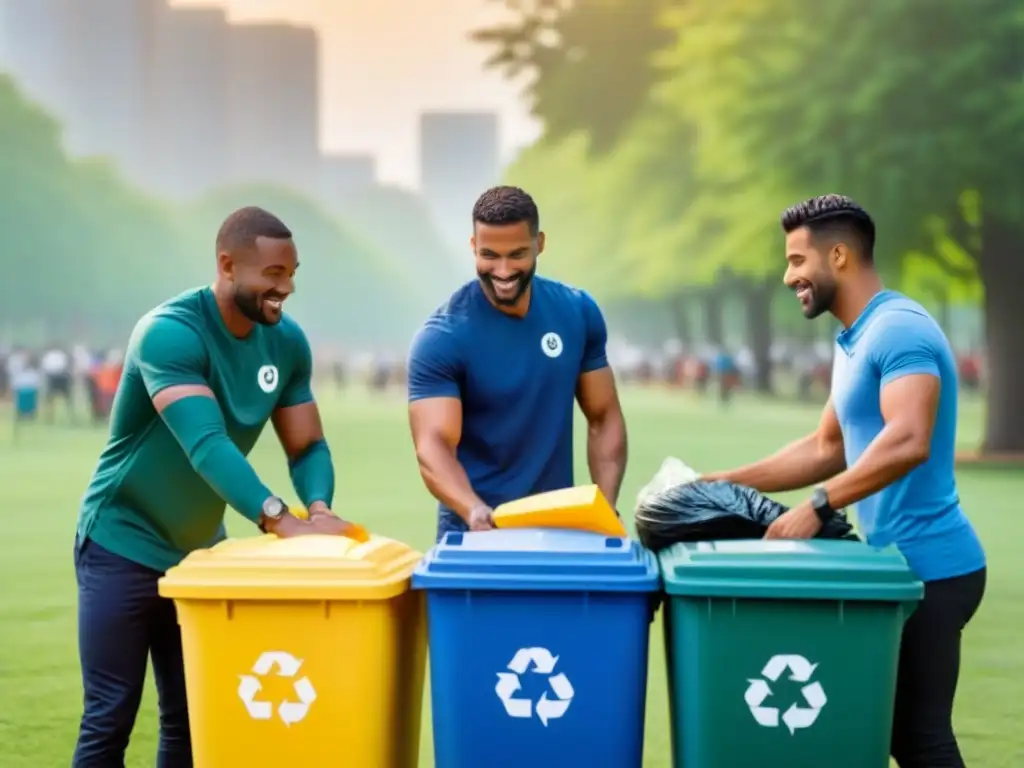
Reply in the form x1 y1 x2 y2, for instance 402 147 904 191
73 207 355 767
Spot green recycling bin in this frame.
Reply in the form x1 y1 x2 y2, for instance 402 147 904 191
659 539 923 768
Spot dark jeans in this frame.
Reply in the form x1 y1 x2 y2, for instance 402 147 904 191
891 566 987 767
72 537 192 768
436 508 469 542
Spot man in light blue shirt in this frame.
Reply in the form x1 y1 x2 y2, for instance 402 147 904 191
705 194 985 768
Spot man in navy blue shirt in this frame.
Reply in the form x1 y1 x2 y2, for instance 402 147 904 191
406 185 627 540
705 195 985 767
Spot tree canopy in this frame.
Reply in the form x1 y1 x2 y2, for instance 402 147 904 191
477 0 1024 450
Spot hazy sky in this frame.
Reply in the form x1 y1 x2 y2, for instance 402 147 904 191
173 0 540 189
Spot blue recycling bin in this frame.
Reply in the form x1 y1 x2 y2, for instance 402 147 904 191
412 528 660 768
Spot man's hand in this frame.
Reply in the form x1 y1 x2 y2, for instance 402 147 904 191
307 501 332 519
468 503 495 531
266 511 366 539
764 502 822 540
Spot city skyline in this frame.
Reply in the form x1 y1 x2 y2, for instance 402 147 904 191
173 0 539 189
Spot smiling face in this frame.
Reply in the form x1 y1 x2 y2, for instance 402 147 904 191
220 235 298 325
472 220 545 310
783 225 840 319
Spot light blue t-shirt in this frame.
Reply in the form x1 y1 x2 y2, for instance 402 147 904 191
831 290 985 582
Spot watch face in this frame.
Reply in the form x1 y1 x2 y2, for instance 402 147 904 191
263 497 285 518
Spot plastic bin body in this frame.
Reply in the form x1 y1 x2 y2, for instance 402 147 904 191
659 539 924 768
413 528 660 768
158 534 426 768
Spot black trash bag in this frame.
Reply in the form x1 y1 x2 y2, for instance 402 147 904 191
635 479 858 553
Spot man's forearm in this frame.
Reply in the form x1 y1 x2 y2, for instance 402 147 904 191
706 433 845 493
415 440 485 521
161 396 272 522
288 438 335 509
588 413 627 507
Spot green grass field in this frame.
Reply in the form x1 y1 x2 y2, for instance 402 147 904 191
1 388 1021 766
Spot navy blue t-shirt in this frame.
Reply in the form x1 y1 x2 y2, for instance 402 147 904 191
407 276 609 536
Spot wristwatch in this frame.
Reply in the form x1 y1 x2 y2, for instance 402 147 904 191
258 496 289 532
810 486 836 523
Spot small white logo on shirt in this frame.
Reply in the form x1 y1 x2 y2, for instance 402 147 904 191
541 332 563 358
257 365 279 393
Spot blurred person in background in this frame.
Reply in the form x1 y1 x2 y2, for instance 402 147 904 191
704 195 985 767
4 344 27 398
71 207 357 767
11 352 41 439
41 342 74 423
407 186 627 539
0 344 9 399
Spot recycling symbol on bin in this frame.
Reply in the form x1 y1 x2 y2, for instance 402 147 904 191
495 647 574 726
238 651 317 726
744 654 827 734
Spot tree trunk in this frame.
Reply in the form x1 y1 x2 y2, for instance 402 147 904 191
703 291 724 346
977 217 1024 453
743 279 775 394
668 294 693 345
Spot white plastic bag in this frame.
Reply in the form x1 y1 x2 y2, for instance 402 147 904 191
634 457 701 513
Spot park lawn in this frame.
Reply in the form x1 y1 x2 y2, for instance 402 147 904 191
0 388 1020 766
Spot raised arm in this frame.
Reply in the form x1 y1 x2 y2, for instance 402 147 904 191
271 324 335 517
704 398 846 492
575 291 627 507
407 321 490 528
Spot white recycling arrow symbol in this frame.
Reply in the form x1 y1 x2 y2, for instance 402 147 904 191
744 654 827 735
238 650 317 726
495 647 574 726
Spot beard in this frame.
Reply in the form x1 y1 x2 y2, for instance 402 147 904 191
478 262 537 307
797 277 837 319
233 285 284 325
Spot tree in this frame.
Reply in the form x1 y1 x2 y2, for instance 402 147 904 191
658 0 1024 449
473 0 674 153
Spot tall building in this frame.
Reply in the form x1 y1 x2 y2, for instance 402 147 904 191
146 4 230 199
0 0 159 184
226 22 320 194
419 111 501 253
0 0 76 122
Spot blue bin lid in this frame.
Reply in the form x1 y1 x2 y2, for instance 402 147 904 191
659 539 924 602
411 528 660 593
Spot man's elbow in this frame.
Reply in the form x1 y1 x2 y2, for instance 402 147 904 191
817 437 847 474
902 434 931 467
588 407 627 446
414 436 448 474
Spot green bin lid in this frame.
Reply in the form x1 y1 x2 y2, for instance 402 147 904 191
659 539 924 602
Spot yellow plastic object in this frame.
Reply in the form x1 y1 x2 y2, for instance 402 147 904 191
492 484 628 537
290 506 370 542
158 534 426 768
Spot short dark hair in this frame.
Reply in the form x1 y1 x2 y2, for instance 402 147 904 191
780 194 875 262
472 186 540 235
216 206 292 253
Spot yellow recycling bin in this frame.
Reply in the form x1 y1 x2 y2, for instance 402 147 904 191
158 534 427 768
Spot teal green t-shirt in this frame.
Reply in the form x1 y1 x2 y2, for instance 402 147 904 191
77 286 314 572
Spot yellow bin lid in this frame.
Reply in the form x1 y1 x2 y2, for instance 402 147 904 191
492 485 627 537
158 534 422 602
